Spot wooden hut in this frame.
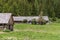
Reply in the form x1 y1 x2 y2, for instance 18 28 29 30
0 13 14 31
13 16 49 23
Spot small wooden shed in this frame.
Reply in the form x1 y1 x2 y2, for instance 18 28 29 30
13 16 49 23
0 13 14 31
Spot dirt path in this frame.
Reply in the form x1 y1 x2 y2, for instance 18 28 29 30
14 29 47 33
0 32 5 34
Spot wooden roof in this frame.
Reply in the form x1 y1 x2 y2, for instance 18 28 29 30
0 13 12 24
13 16 49 21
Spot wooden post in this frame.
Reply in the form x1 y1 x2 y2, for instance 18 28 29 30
8 25 13 31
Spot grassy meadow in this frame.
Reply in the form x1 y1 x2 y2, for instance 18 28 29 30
0 23 60 40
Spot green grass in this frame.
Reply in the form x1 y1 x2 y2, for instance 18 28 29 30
0 23 60 40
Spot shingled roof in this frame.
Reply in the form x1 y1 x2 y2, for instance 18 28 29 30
0 13 12 24
13 16 49 21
